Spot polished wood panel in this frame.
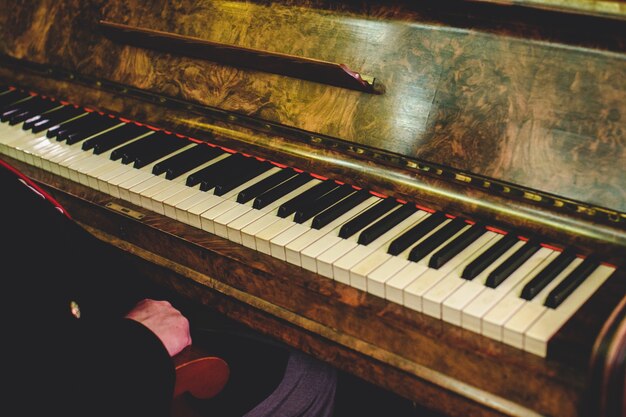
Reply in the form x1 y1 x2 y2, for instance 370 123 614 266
0 0 625 217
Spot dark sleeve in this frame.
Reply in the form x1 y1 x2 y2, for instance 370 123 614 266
0 160 175 417
68 318 176 417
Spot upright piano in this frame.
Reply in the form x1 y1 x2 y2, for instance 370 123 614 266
0 1 624 416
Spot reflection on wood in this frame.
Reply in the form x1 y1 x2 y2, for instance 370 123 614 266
99 20 382 94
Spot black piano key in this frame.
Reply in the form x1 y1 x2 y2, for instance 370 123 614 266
462 232 518 280
25 106 83 132
338 197 399 239
64 116 121 145
8 99 59 125
133 134 190 168
485 240 541 288
252 172 313 209
311 189 371 230
214 159 274 196
294 183 356 224
277 180 338 218
520 249 577 300
152 143 225 179
387 211 447 256
199 153 252 191
1 96 36 121
185 153 236 187
111 131 170 164
237 168 297 204
0 89 29 109
83 123 150 154
408 217 467 263
429 222 487 269
47 111 94 139
544 256 600 309
358 203 418 245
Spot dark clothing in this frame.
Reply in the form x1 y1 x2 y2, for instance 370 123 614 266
1 159 175 417
1 157 339 417
245 350 337 417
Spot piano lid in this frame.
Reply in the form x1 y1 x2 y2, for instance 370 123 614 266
0 0 625 220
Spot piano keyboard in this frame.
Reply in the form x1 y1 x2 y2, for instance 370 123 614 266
0 87 616 358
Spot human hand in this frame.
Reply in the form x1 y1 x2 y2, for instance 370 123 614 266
125 299 192 357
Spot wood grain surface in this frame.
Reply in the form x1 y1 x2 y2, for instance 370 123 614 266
1 0 625 216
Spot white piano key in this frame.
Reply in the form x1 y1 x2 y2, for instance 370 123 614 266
115 144 195 206
270 222 310 261
44 140 90 175
137 177 179 210
64 125 127 181
142 153 233 217
48 144 92 178
385 262 430 305
200 200 241 234
284 196 380 267
442 234 525 324
38 143 66 172
200 167 284 235
186 193 224 228
81 133 155 190
150 183 192 215
70 151 113 186
366 217 454 299
226 176 319 245
349 210 429 290
163 187 202 220
174 191 212 224
460 242 547 333
0 125 37 151
9 136 49 163
211 168 285 238
367 256 410 298
4 133 47 159
481 248 559 341
239 179 321 250
402 224 472 311
316 238 359 279
213 203 253 239
108 145 182 200
106 166 151 198
300 234 343 273
524 263 615 357
315 201 407 278
117 171 156 201
21 138 59 168
502 256 582 349
127 175 165 206
93 163 131 193
241 214 281 249
254 217 297 255
0 115 32 134
421 231 500 319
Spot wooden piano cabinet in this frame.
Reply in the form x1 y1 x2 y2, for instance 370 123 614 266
1 1 625 416
1 154 621 417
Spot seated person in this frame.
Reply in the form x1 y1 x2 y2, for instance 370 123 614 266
1 158 337 417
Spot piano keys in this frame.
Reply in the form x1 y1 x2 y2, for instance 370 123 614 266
0 86 616 359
